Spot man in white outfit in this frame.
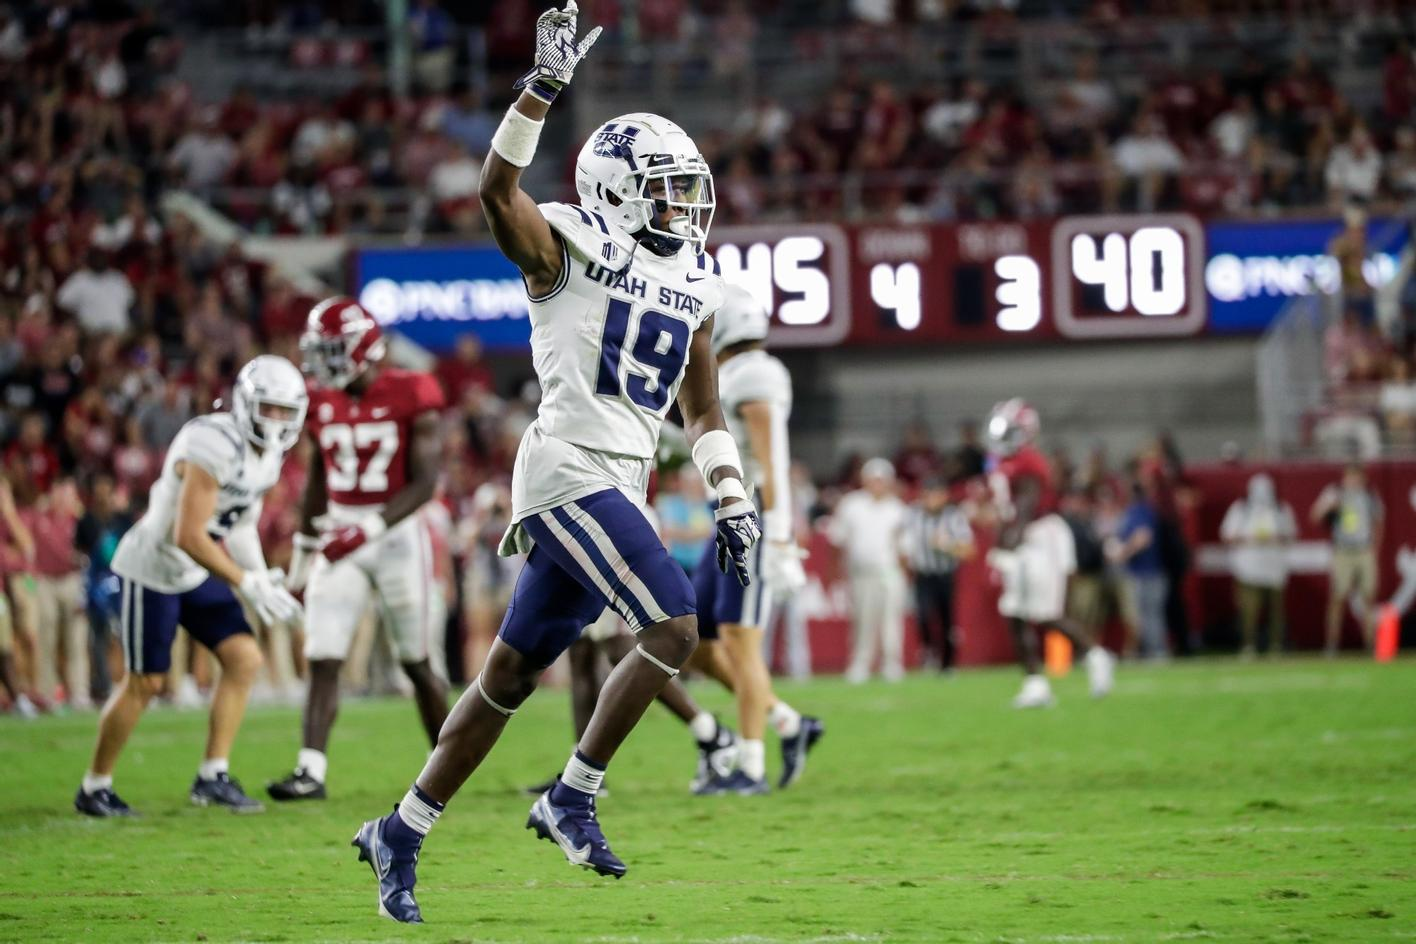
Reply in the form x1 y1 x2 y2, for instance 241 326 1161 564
829 458 908 682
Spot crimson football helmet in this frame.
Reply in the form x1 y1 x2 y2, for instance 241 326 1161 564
986 398 1040 457
300 296 387 390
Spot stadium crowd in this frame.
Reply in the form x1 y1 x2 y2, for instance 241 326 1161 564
3 2 1415 245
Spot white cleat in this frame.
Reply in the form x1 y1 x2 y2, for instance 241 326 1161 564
13 693 38 719
1085 647 1116 699
1012 674 1055 709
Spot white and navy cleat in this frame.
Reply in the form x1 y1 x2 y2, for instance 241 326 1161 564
526 785 627 879
351 814 423 923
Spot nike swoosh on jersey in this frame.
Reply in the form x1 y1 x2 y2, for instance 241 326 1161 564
685 273 708 283
371 407 390 418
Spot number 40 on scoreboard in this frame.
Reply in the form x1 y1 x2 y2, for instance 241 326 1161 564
1050 215 1207 339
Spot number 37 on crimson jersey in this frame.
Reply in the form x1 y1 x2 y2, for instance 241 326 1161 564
306 368 445 507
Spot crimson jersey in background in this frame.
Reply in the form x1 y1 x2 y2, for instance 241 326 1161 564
990 445 1058 521
307 368 445 506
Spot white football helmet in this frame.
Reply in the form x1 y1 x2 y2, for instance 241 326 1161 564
575 112 714 255
711 284 770 355
232 355 308 451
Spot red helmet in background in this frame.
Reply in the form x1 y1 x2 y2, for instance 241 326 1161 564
986 398 1040 457
300 296 386 390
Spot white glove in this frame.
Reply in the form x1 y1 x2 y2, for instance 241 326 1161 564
286 533 318 593
762 541 808 595
239 568 304 626
514 1 603 103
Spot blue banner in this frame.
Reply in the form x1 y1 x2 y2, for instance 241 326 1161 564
1204 218 1407 333
352 245 530 352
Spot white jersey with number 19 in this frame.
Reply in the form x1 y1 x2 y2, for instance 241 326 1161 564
506 201 725 535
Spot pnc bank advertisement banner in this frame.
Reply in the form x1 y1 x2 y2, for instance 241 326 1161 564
352 245 531 352
1204 217 1408 333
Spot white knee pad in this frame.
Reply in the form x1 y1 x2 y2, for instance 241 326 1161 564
634 644 680 677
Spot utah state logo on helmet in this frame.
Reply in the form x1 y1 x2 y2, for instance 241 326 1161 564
591 123 641 160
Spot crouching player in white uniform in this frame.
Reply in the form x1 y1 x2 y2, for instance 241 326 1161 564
984 399 1114 708
267 297 450 802
350 2 760 923
74 356 306 817
690 286 823 795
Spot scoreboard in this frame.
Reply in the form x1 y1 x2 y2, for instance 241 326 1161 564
711 215 1212 347
349 214 1406 353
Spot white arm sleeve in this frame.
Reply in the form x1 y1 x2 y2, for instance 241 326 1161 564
762 405 794 542
223 500 266 574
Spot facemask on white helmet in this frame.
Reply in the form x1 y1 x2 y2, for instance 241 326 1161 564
575 113 715 257
232 355 308 451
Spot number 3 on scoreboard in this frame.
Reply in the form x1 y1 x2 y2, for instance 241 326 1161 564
320 422 400 492
594 297 691 413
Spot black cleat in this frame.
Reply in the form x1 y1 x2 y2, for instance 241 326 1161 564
75 786 135 818
690 719 739 793
267 768 327 801
190 772 264 813
778 715 824 789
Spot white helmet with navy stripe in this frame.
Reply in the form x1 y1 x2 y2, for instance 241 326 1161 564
231 355 308 451
711 283 771 356
575 112 715 256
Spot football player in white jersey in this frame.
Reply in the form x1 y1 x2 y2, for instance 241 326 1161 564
351 2 760 924
689 285 824 795
74 356 306 817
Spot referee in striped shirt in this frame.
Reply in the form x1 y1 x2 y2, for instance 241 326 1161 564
901 477 975 672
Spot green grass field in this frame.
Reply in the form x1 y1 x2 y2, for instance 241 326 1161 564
3 659 1415 943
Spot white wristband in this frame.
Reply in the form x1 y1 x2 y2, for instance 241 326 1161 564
691 429 743 489
715 478 748 507
491 106 544 169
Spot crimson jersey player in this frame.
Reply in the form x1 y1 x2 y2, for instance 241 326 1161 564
984 399 1115 708
267 297 451 802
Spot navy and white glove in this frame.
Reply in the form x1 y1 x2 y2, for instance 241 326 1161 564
715 500 763 587
514 1 603 104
